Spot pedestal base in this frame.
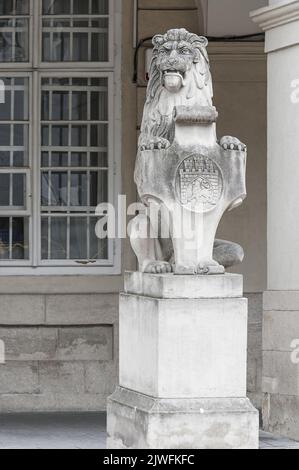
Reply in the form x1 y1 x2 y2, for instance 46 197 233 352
108 272 259 449
107 387 259 449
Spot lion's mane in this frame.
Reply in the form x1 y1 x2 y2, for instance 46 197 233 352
139 29 213 148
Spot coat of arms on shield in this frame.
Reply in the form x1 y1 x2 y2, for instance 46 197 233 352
176 154 223 213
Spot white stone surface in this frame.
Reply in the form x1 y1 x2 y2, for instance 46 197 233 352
108 271 259 448
119 273 247 399
107 387 259 449
124 271 243 298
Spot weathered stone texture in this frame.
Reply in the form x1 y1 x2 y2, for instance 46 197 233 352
0 293 118 412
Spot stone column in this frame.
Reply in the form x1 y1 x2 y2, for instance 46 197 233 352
107 272 258 449
251 0 299 439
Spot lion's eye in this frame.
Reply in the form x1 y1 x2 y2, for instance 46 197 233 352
181 48 190 55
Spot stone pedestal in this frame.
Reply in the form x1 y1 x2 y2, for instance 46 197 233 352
107 272 259 449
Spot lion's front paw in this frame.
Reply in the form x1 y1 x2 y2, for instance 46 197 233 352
140 137 170 151
144 261 172 274
220 136 246 152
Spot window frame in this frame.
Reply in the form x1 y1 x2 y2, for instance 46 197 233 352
0 0 122 275
37 0 114 69
0 0 33 68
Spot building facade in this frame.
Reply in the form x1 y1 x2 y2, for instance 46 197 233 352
0 0 297 443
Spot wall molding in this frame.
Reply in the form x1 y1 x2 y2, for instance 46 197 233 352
208 41 266 61
251 0 299 31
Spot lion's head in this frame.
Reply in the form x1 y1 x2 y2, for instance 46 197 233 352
152 29 211 95
139 29 213 149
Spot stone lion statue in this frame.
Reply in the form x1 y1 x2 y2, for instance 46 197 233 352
130 29 246 275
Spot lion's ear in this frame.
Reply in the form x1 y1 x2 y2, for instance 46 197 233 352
198 36 208 48
152 35 164 47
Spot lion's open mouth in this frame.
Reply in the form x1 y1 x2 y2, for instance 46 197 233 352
162 69 186 90
163 69 185 78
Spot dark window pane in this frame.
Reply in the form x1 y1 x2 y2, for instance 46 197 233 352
73 0 89 14
0 217 9 259
91 91 108 121
90 152 107 167
70 172 87 206
90 170 107 206
41 152 49 167
91 124 107 147
72 92 87 120
15 0 29 15
41 172 49 205
72 78 87 86
14 152 25 167
0 152 10 166
71 152 87 167
0 0 29 15
73 33 88 61
52 92 69 120
41 92 50 120
71 126 87 146
15 78 25 85
0 90 11 120
51 172 68 205
42 126 49 146
0 124 10 146
50 217 67 259
52 126 68 146
43 0 70 15
12 217 27 259
91 23 108 61
13 174 25 206
52 152 68 167
92 0 109 15
14 124 24 146
41 217 49 259
43 32 71 62
54 32 71 61
0 0 13 15
15 23 29 61
0 19 29 62
14 90 27 120
42 33 51 61
70 217 87 259
0 174 9 205
90 217 108 259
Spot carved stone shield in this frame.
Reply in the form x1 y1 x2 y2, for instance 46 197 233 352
175 154 223 213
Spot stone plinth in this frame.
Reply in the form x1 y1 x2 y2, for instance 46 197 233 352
107 272 259 449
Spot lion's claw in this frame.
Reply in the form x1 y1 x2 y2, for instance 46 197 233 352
140 138 170 151
220 136 246 152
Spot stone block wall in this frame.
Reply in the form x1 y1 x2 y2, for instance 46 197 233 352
0 292 118 411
